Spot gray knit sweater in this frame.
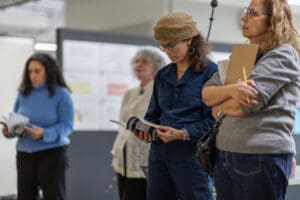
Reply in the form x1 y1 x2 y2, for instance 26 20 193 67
205 44 300 154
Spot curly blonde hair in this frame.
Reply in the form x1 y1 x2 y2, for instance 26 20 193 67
259 0 300 55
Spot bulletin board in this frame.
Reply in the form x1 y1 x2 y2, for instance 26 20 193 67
56 28 158 131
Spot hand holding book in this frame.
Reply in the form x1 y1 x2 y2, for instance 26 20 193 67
0 112 32 137
110 117 160 142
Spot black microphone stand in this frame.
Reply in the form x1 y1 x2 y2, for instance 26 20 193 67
206 0 218 41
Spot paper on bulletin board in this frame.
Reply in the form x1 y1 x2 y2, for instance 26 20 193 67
72 99 103 130
100 43 139 73
65 72 102 99
63 40 142 131
65 71 130 131
63 40 102 73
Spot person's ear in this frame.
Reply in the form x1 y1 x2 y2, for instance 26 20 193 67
268 25 273 32
186 38 193 45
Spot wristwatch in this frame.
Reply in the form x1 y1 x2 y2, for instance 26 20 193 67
182 129 190 141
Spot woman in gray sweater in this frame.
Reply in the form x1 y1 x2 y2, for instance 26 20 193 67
202 0 300 200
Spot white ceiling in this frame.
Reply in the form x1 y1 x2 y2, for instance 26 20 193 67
0 0 64 41
188 0 247 7
189 0 300 8
0 0 299 43
187 0 300 14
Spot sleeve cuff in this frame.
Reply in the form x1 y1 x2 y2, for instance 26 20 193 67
42 128 58 142
182 128 190 141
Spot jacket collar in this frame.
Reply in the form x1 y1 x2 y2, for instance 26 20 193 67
161 63 201 86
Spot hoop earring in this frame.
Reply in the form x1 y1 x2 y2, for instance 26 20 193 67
187 45 195 55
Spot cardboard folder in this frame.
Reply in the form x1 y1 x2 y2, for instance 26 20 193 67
224 44 259 85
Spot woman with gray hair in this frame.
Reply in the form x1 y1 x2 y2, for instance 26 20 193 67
111 47 165 200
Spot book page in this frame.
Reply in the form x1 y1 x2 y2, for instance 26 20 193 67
139 118 159 128
7 112 29 130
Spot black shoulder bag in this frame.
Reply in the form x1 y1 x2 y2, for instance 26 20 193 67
197 115 225 175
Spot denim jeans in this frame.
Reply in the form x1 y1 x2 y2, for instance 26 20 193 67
147 142 214 200
214 149 292 200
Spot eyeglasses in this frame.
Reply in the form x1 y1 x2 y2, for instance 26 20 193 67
158 41 180 51
243 7 268 18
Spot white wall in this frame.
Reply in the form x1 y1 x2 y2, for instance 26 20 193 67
0 37 33 195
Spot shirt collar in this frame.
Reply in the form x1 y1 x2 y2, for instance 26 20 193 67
161 63 200 86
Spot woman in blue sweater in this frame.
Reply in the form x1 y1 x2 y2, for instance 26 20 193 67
2 53 74 200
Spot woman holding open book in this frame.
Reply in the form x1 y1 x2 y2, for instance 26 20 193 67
202 0 300 199
2 53 74 200
135 12 217 200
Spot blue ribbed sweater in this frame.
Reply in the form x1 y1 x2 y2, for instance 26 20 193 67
14 84 74 153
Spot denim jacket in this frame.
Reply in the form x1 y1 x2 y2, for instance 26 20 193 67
145 61 217 142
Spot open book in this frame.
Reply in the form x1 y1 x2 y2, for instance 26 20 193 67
138 118 159 128
110 117 160 141
110 117 159 130
0 112 31 137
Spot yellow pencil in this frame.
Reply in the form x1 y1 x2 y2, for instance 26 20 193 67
242 66 250 103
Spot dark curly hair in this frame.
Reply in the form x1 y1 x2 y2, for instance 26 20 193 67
187 34 210 72
19 53 70 97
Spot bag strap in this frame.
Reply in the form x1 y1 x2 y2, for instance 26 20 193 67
213 115 226 129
